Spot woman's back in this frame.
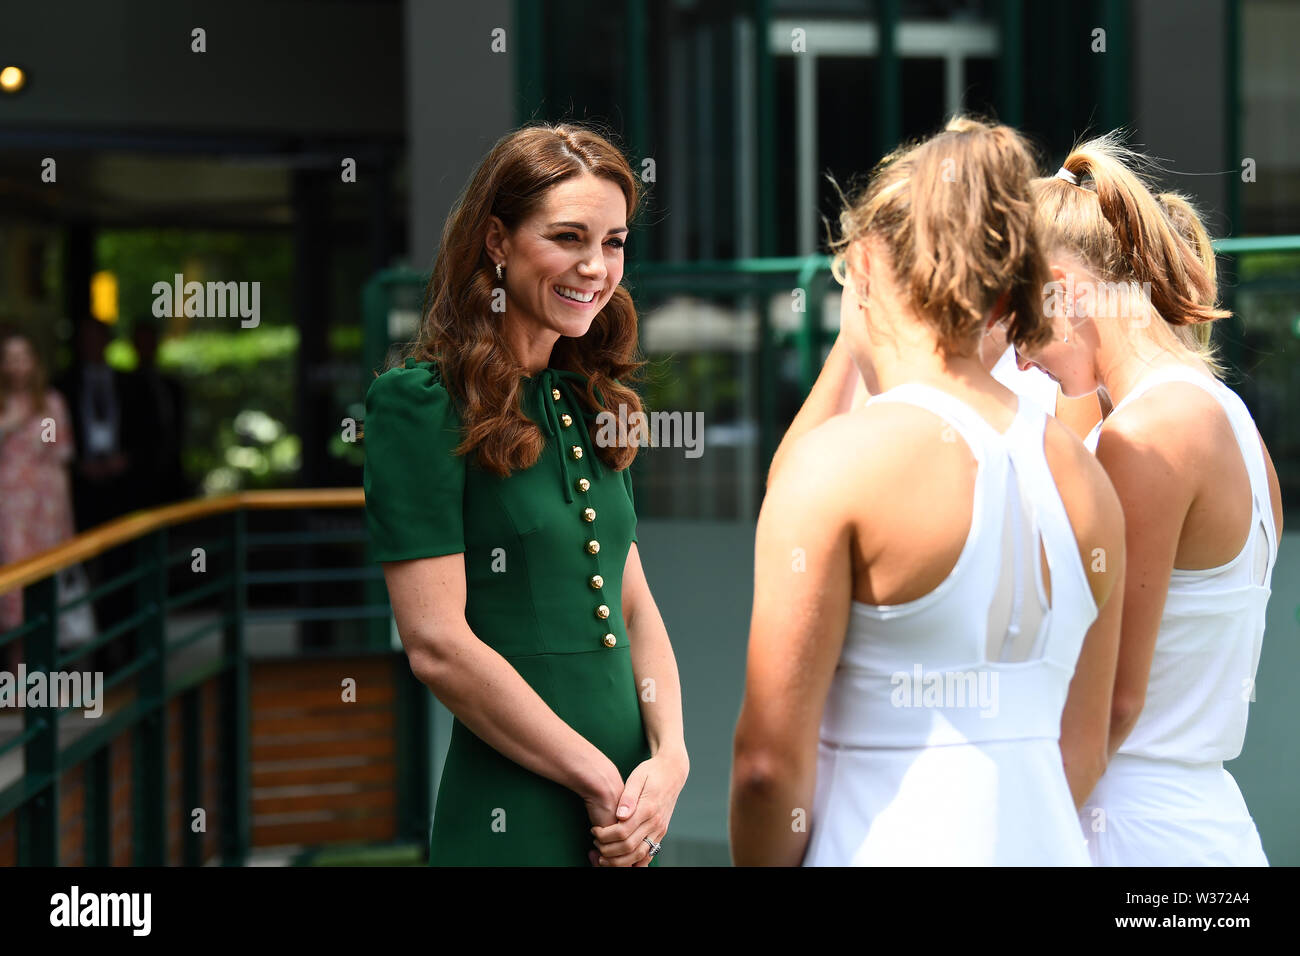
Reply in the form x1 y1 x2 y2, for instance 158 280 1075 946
733 116 1123 868
1086 366 1279 763
802 381 1110 865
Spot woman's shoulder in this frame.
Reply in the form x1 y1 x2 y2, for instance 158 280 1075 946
366 357 460 419
363 356 466 462
774 405 908 494
1098 375 1226 465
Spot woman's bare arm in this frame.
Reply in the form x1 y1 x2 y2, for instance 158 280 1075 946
383 554 625 819
1055 391 1103 442
621 543 687 769
1092 397 1195 757
1045 419 1127 808
732 421 856 865
766 332 869 488
585 544 689 866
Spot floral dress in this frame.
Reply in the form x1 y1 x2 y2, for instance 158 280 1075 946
0 390 78 631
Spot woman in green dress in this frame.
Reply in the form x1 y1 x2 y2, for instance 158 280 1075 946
364 124 688 866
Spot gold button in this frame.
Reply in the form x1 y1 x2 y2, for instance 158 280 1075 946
570 445 583 460
602 634 617 648
590 574 603 589
596 604 610 620
551 387 561 401
560 413 573 428
576 477 590 493
582 507 596 522
586 539 600 555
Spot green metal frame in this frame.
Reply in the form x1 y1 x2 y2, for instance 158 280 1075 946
998 0 1024 127
362 233 1300 481
0 498 411 866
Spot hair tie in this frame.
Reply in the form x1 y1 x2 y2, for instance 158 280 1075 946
1055 166 1079 186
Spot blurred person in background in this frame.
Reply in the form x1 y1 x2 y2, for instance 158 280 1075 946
127 316 192 509
56 317 144 671
58 317 139 529
0 330 81 671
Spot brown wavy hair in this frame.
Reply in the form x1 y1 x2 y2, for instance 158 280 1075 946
830 116 1055 355
398 123 645 476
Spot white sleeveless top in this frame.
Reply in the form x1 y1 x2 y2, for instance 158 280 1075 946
1084 366 1277 763
804 384 1097 865
991 345 1059 416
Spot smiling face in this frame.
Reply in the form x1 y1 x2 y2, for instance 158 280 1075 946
485 173 628 360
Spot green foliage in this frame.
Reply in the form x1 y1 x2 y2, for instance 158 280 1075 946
95 230 299 493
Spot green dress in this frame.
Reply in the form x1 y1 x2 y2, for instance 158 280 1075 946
363 357 654 866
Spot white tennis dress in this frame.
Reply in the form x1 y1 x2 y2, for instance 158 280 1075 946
1081 366 1276 866
802 384 1097 866
991 345 1059 416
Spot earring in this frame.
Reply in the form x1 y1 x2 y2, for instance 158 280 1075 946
495 262 504 280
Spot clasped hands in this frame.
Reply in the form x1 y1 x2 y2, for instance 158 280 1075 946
585 752 687 867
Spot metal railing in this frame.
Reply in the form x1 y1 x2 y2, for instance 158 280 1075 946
0 490 419 866
364 236 1300 517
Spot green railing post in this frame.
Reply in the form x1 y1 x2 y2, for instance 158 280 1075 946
181 687 202 866
878 0 901 152
1222 0 1244 377
18 575 58 866
998 0 1023 126
755 0 777 257
84 747 109 865
1099 0 1130 131
133 529 167 865
624 0 648 167
393 655 431 847
758 292 778 470
796 257 830 394
514 0 545 126
221 509 250 865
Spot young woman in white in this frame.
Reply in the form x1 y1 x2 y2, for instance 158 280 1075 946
1019 136 1283 865
731 117 1126 866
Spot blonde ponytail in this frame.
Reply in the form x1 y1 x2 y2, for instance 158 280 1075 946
1032 132 1229 374
832 115 1054 354
1155 192 1227 375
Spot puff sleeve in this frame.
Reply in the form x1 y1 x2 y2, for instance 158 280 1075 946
622 465 638 545
363 363 466 562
